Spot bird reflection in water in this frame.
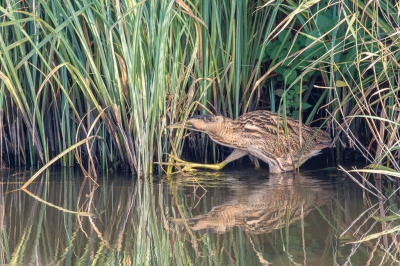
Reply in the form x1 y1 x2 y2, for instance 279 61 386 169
171 172 333 234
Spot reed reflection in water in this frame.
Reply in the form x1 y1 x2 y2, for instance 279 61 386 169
0 167 392 265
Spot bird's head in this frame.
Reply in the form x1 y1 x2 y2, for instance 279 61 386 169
167 115 227 133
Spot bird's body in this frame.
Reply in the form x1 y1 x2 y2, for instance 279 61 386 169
168 110 331 173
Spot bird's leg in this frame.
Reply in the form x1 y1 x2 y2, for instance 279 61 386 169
167 149 248 172
224 149 249 163
247 154 261 169
167 154 227 171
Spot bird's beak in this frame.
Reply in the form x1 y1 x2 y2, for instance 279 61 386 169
166 121 193 129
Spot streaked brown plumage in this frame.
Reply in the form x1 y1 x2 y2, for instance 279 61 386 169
168 110 332 173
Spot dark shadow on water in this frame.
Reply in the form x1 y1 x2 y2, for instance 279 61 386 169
0 163 396 265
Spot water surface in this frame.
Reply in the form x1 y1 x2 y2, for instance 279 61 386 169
0 164 396 265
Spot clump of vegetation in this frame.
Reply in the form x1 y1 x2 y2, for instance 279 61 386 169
0 0 399 179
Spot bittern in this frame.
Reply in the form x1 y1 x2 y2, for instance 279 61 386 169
167 110 331 173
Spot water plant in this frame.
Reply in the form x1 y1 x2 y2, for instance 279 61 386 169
0 0 399 178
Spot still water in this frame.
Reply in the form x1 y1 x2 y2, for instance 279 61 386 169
0 163 398 265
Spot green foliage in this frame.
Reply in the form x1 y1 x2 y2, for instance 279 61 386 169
0 0 202 175
275 86 312 119
0 0 399 175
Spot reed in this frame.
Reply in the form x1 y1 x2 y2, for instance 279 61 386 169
0 0 399 176
0 0 203 176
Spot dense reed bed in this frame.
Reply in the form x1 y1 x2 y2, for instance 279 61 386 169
0 0 399 176
325 0 400 247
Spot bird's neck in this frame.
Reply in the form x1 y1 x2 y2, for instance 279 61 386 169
206 118 235 145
